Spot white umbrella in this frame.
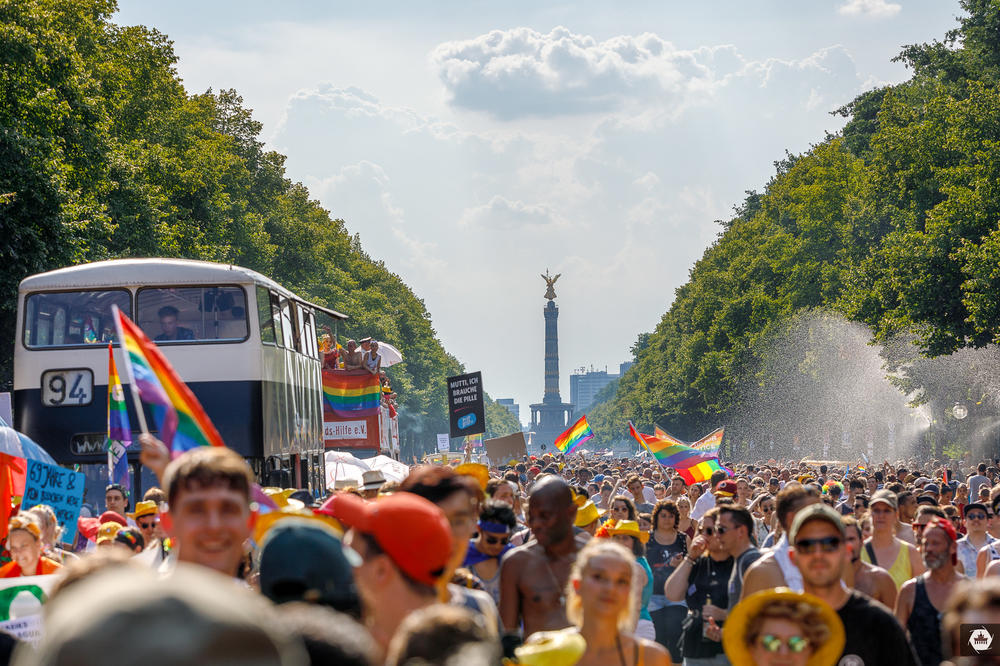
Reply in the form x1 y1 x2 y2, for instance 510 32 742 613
375 341 403 367
360 455 410 483
324 451 370 490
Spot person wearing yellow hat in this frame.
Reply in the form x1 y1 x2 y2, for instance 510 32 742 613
605 520 655 641
721 588 845 666
96 521 124 549
128 500 160 547
565 539 670 665
574 501 605 536
0 514 62 577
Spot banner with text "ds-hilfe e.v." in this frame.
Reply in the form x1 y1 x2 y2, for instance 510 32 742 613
447 371 485 439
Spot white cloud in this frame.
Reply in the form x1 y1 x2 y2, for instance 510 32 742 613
838 0 902 18
460 195 565 230
431 27 864 122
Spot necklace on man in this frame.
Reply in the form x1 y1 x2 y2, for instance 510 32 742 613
543 552 567 606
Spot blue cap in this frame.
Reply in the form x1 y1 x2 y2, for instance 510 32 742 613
594 474 605 482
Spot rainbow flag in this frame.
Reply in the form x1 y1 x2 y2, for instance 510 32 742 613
692 428 724 455
106 343 132 490
113 307 225 457
554 415 594 454
629 422 731 483
322 371 382 417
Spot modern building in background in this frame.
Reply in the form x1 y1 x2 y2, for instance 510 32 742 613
570 369 618 413
496 398 520 423
619 361 634 376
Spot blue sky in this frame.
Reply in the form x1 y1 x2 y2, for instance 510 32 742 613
117 0 962 423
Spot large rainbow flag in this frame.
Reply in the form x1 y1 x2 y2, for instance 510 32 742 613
113 307 225 457
322 371 382 417
629 422 730 484
692 428 724 455
554 415 594 454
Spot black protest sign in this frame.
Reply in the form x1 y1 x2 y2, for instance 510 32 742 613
447 371 486 438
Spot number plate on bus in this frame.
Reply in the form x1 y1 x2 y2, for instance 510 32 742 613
42 369 93 406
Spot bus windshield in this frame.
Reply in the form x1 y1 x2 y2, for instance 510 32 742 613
136 286 248 343
23 290 131 348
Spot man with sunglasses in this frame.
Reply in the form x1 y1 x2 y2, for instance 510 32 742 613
716 506 761 612
895 516 962 666
740 484 820 600
789 504 918 666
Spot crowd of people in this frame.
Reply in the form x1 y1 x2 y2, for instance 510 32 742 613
2 444 1000 665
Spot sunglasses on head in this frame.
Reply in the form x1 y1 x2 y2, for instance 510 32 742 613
484 535 510 546
794 536 841 553
758 634 810 653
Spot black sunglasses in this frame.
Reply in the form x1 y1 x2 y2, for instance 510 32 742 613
967 512 987 520
702 527 716 535
484 535 509 546
138 521 157 529
795 536 841 554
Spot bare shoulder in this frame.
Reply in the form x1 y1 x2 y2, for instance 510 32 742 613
897 577 917 597
502 542 539 568
639 637 671 665
746 551 777 571
986 559 1000 576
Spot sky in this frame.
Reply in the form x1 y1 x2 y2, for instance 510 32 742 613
116 0 963 424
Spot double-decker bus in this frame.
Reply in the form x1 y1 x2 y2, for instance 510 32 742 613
14 258 347 507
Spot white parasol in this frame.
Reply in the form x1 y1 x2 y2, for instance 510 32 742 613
375 341 403 367
360 455 410 483
324 451 370 490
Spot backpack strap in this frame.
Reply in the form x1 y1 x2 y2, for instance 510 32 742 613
864 541 878 567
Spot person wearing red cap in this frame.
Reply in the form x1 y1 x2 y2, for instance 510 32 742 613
320 491 452 660
895 516 962 666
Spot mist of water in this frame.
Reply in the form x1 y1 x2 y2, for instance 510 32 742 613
725 311 1000 466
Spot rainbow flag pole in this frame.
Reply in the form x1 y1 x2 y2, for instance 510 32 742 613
554 415 594 455
112 305 225 457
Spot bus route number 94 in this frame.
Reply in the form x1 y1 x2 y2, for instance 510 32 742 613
41 369 93 407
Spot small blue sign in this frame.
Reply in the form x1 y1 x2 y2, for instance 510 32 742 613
21 460 85 545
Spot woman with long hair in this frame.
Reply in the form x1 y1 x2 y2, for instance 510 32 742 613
611 496 638 523
566 540 670 666
647 500 688 665
676 497 695 540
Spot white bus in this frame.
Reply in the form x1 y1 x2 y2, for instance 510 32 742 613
14 258 347 505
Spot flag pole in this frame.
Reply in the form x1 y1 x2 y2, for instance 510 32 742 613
111 305 150 435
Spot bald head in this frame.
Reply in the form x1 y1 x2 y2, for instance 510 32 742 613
529 475 573 507
527 476 576 547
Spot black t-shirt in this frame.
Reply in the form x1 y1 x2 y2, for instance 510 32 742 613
646 531 688 594
837 590 919 666
727 547 762 611
682 555 734 659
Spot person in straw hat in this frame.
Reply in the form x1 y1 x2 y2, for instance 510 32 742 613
722 588 845 666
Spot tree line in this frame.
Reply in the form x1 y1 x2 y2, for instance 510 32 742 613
0 0 520 453
589 1 1000 458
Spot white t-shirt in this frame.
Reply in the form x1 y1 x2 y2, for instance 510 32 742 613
691 489 716 520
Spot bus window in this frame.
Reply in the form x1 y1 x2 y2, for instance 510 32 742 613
279 298 296 350
304 310 319 359
256 286 275 345
23 290 131 348
137 286 248 343
296 304 310 357
269 292 284 348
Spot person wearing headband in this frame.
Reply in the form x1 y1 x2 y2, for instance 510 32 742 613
463 500 518 604
0 514 62 577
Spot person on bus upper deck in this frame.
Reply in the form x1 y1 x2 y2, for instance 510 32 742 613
155 305 195 341
342 340 364 371
364 341 382 375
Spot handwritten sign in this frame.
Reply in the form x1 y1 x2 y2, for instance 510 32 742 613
21 460 84 544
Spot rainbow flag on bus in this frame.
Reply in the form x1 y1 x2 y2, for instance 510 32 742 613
113 307 225 457
554 415 594 454
106 343 132 489
322 371 382 417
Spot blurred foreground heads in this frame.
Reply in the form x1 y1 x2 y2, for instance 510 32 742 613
13 564 307 666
